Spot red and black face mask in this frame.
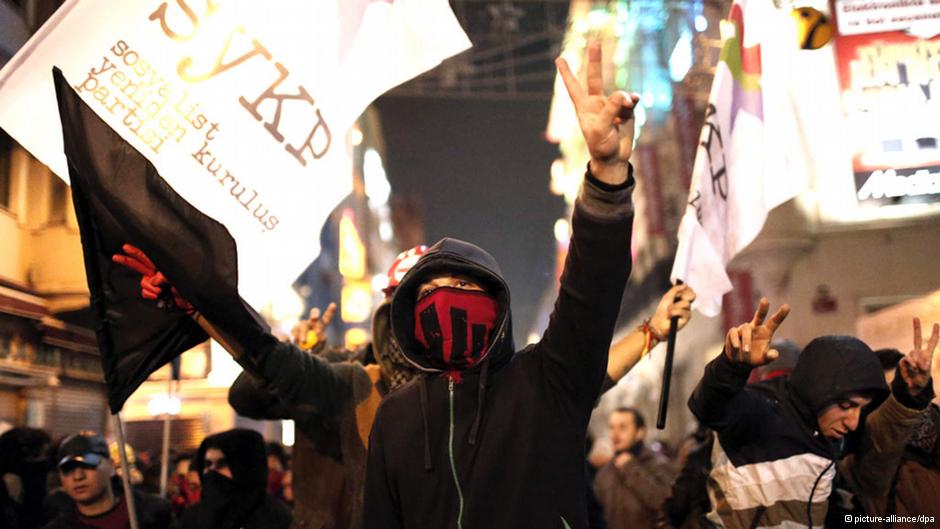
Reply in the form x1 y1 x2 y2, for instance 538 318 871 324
414 287 499 373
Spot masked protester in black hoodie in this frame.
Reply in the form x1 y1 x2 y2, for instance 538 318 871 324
363 43 639 529
180 429 291 529
689 300 936 529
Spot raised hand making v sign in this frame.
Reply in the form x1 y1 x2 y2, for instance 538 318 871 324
723 297 791 367
899 317 939 396
556 43 641 187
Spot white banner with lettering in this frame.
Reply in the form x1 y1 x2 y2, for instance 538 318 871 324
0 0 470 306
670 0 813 316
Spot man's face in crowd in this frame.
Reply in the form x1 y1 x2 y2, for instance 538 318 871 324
203 447 233 479
608 410 644 452
60 459 114 506
416 274 484 301
816 394 872 439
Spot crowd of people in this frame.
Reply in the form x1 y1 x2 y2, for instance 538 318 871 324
0 425 295 529
2 286 937 529
1 44 938 529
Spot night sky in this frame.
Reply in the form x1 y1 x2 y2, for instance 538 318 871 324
375 96 565 338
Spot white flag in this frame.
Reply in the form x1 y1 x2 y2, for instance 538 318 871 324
670 0 813 316
0 0 470 307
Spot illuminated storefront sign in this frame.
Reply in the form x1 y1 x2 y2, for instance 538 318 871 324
856 167 940 201
834 0 940 36
832 7 940 207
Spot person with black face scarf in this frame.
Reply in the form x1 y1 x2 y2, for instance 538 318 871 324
362 42 638 529
180 429 290 529
689 300 937 529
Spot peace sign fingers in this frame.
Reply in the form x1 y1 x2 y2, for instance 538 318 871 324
765 304 791 334
556 56 586 113
586 42 603 96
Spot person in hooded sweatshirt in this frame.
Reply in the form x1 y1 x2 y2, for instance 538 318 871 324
362 43 639 529
114 244 427 529
180 429 291 529
689 299 937 529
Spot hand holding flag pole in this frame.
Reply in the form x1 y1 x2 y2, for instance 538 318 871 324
656 280 684 429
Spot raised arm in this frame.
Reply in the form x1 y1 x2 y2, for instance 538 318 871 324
689 298 789 431
229 370 291 420
536 43 638 410
841 318 938 497
114 244 352 421
605 285 695 388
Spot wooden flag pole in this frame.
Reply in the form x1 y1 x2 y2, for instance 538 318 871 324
112 412 141 529
158 375 173 497
656 280 683 430
191 312 246 364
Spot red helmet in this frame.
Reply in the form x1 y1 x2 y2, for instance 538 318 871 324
383 245 427 297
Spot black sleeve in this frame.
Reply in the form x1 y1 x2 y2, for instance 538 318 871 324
228 371 291 420
363 406 403 529
536 166 635 413
242 340 353 423
688 352 759 435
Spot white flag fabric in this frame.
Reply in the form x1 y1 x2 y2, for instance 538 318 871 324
0 0 470 307
671 0 812 316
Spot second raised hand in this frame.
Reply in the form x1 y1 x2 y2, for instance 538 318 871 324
725 298 791 366
899 317 939 394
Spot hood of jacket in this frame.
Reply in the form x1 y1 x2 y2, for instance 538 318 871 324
193 428 268 496
371 299 421 390
787 335 889 426
389 237 514 375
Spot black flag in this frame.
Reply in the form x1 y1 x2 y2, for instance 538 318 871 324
54 68 272 413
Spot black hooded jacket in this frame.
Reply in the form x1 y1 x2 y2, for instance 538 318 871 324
363 170 635 529
688 335 891 529
180 429 291 529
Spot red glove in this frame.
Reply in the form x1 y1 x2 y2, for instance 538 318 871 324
112 244 194 314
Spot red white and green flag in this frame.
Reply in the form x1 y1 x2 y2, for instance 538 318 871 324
671 0 812 315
